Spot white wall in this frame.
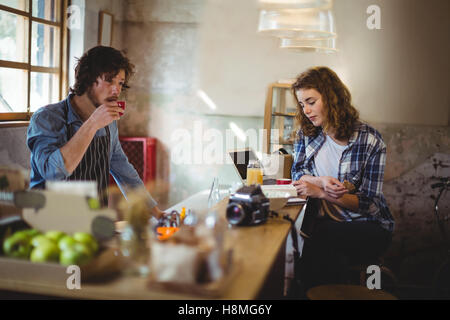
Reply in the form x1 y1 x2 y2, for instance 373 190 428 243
68 0 124 88
196 0 450 126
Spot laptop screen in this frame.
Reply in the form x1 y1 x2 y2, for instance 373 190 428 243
228 149 257 181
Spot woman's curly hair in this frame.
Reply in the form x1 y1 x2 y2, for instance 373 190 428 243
70 46 135 96
291 66 359 141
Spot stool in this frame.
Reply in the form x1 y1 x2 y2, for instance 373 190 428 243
307 284 398 300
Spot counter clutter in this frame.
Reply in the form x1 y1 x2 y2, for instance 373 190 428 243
115 188 235 296
0 169 305 299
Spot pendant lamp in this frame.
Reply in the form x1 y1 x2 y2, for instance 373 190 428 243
258 8 336 40
279 37 337 53
257 0 338 52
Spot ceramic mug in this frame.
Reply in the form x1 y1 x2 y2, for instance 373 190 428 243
117 101 126 116
276 178 292 185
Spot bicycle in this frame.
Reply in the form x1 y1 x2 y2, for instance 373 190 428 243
431 177 450 298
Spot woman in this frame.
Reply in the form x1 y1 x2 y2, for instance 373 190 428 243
291 66 394 291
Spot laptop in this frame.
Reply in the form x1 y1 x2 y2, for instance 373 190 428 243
227 148 258 185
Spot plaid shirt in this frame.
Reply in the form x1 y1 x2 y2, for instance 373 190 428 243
291 122 395 233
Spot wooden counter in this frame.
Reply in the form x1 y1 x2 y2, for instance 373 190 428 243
0 191 304 299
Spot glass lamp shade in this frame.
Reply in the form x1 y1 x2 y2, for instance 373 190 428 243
279 37 337 53
258 0 333 10
258 8 336 40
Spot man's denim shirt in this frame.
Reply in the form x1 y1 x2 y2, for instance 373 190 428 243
26 94 157 208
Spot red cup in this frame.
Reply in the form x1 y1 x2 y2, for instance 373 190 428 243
117 101 126 116
276 178 292 185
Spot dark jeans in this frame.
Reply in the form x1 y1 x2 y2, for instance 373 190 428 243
299 217 392 291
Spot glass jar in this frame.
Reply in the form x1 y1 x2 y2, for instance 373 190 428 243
120 222 151 277
117 189 153 277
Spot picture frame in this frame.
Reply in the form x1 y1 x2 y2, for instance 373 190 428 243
98 11 114 46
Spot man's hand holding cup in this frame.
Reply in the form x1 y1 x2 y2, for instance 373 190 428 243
117 101 126 116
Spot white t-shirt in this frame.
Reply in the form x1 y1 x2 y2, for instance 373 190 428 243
314 135 348 178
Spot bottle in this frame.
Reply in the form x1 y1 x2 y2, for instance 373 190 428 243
246 160 263 186
180 207 186 222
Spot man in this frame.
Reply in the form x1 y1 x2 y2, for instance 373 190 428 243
27 46 164 219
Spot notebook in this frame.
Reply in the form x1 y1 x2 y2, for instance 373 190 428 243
259 184 306 205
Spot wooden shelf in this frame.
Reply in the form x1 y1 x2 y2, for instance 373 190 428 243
272 112 296 117
263 83 298 154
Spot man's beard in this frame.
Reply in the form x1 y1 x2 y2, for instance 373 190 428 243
86 87 101 108
86 86 118 108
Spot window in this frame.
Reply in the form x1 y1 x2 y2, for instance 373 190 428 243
0 0 67 121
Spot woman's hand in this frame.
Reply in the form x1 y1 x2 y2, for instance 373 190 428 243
293 180 326 199
318 176 348 199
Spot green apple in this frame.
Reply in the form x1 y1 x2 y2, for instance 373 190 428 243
73 242 94 258
73 232 98 254
45 230 66 243
60 243 92 266
12 230 31 239
20 229 41 238
30 242 60 263
87 198 100 210
3 233 32 259
58 235 77 251
31 235 54 247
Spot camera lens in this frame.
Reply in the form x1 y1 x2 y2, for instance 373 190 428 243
226 203 245 225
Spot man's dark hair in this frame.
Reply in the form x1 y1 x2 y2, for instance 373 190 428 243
70 46 135 96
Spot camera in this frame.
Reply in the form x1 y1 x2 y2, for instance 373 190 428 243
226 185 270 226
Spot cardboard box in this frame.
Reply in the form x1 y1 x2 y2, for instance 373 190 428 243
0 188 123 285
262 153 293 180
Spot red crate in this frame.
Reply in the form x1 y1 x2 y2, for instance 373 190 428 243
110 137 157 185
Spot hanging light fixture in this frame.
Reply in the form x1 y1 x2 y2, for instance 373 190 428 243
258 0 333 10
279 38 337 53
258 8 336 40
257 0 338 53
